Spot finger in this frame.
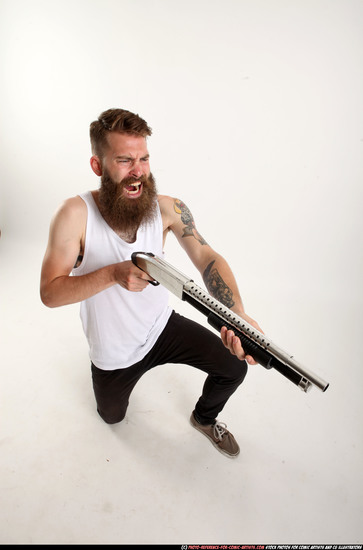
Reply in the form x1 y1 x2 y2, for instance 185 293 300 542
130 264 150 280
221 328 237 356
228 331 238 349
245 355 258 365
129 279 150 292
226 330 236 351
223 329 245 360
137 267 156 282
220 326 228 346
237 342 258 364
232 335 246 360
222 327 258 364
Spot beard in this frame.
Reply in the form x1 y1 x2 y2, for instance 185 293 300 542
98 170 158 237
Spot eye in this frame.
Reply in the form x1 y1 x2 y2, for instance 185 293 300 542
117 159 131 164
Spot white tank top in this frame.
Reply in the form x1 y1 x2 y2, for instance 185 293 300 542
72 191 172 370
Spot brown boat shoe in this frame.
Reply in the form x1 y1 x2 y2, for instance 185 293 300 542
190 412 240 458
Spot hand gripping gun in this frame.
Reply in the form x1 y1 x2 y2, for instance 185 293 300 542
131 252 329 394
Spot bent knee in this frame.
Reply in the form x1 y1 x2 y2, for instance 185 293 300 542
97 408 126 425
229 357 248 382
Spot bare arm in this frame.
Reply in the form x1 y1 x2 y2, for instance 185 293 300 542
159 195 262 364
160 196 245 313
40 197 150 308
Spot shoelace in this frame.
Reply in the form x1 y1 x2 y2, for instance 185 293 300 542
213 421 228 441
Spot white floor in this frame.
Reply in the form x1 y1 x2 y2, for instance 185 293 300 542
1 236 362 545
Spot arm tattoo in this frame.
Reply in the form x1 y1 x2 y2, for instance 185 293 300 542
174 199 207 245
203 260 235 308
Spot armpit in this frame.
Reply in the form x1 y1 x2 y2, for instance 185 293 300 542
73 254 83 268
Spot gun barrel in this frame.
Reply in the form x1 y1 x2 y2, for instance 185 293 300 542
131 251 329 393
183 281 329 393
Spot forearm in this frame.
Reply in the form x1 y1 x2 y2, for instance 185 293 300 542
201 253 245 315
40 264 117 308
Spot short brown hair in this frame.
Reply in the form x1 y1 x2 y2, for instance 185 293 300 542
90 108 152 158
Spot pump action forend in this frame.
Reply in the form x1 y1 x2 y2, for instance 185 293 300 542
131 252 329 394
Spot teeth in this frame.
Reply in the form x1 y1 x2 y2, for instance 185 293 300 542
126 182 141 195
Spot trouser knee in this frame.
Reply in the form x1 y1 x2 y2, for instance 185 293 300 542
97 407 127 425
225 358 248 385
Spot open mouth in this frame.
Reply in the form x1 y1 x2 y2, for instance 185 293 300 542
124 182 143 197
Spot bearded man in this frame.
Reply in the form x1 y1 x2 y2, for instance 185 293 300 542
40 108 262 458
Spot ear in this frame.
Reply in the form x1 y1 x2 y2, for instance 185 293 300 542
90 155 102 176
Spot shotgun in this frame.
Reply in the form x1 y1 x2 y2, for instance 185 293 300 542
131 251 329 394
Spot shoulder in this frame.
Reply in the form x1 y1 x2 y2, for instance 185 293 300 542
157 194 190 217
157 194 199 233
157 194 175 211
157 194 177 228
59 194 87 213
49 195 88 238
160 193 197 221
52 195 87 221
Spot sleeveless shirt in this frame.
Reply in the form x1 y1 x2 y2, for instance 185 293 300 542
72 191 172 370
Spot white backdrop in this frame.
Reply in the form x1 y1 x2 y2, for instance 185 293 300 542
0 0 363 294
1 0 362 358
1 0 362 297
0 0 362 544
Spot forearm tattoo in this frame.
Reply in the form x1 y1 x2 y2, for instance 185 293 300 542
174 199 207 245
203 260 235 308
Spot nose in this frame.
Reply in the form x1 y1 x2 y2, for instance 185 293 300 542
129 160 143 178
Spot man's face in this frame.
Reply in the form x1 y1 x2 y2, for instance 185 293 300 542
101 132 151 197
95 132 158 234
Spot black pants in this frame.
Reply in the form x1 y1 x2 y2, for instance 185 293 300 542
91 311 248 425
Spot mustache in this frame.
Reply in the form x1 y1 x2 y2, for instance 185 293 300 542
121 174 150 187
98 170 158 234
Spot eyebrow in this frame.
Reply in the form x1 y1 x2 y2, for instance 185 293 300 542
114 154 150 160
